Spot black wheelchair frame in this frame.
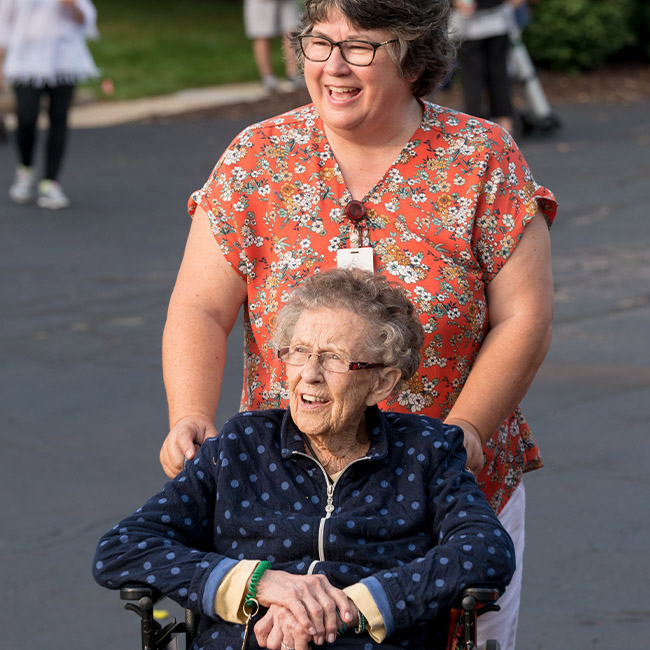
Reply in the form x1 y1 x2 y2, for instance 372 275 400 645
120 583 500 650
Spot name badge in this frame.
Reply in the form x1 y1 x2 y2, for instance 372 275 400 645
337 247 374 272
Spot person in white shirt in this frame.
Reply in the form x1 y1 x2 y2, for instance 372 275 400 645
0 0 99 209
451 0 523 135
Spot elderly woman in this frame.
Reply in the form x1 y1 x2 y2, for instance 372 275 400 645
95 269 515 650
160 0 557 646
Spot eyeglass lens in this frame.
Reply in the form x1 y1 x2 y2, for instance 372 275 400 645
301 35 380 66
280 348 349 372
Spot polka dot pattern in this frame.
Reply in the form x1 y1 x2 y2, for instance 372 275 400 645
93 407 515 650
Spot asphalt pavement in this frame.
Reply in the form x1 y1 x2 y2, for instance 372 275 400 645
1 91 649 649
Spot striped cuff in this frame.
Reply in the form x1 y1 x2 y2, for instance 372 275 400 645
201 557 238 617
343 582 387 643
358 576 395 638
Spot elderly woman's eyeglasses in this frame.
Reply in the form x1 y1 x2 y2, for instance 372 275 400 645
278 346 385 373
298 34 398 67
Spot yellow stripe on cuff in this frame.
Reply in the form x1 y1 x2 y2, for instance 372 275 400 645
214 559 261 623
343 582 387 643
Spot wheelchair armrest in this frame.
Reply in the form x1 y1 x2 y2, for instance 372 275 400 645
460 586 500 617
119 583 187 650
120 584 163 603
463 587 499 604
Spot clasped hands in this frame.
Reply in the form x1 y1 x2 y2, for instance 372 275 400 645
252 571 359 650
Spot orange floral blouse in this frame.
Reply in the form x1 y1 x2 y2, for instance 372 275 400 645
189 101 557 513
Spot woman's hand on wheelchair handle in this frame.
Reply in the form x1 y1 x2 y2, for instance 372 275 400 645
159 414 218 478
445 417 485 475
462 426 485 475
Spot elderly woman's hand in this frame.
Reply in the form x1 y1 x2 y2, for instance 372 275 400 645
159 414 218 478
254 604 316 650
255 570 355 645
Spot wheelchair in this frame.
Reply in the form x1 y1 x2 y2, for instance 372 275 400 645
119 583 501 650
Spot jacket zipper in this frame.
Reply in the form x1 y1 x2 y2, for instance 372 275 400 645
292 451 369 572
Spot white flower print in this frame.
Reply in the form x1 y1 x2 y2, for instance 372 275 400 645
232 166 247 182
191 101 556 513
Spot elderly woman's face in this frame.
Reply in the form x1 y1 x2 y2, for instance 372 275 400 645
303 8 415 140
286 307 383 439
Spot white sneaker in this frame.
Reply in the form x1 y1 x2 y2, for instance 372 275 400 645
289 75 306 90
37 180 70 210
261 74 278 93
9 165 36 204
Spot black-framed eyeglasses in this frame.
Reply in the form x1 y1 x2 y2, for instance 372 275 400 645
298 34 398 67
277 346 385 373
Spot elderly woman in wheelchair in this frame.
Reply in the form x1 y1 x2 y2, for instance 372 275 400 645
93 268 515 650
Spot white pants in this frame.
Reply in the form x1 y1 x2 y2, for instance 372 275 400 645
476 482 526 650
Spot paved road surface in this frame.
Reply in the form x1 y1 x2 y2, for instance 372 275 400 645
1 101 648 649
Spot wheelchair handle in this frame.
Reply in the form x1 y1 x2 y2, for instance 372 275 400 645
459 587 501 650
123 596 157 650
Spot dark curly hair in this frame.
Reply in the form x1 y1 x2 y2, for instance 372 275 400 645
293 0 455 97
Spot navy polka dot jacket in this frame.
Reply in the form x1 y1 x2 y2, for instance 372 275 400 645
93 407 515 649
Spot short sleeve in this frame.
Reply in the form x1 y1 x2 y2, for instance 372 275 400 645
78 0 99 40
470 129 557 284
188 126 258 281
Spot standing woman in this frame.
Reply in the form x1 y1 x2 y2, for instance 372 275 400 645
451 0 523 134
0 0 99 209
159 0 557 647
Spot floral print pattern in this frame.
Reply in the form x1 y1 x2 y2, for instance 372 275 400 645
189 101 557 513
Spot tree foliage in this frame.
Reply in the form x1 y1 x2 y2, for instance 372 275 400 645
523 0 642 71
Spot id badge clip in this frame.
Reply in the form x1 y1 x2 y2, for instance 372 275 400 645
337 199 374 271
337 247 374 271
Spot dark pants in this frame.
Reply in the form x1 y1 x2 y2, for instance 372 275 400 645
458 34 513 120
13 83 75 181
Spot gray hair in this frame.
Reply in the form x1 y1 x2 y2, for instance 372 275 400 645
273 268 424 388
293 0 455 97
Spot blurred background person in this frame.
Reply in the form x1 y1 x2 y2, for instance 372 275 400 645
244 0 303 92
451 0 524 135
0 0 99 209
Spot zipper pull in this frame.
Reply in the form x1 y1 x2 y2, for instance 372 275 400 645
325 482 335 514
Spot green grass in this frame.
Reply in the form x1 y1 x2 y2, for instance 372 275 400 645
85 0 290 100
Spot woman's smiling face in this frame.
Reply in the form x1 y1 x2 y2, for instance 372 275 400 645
303 9 415 141
286 307 382 440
